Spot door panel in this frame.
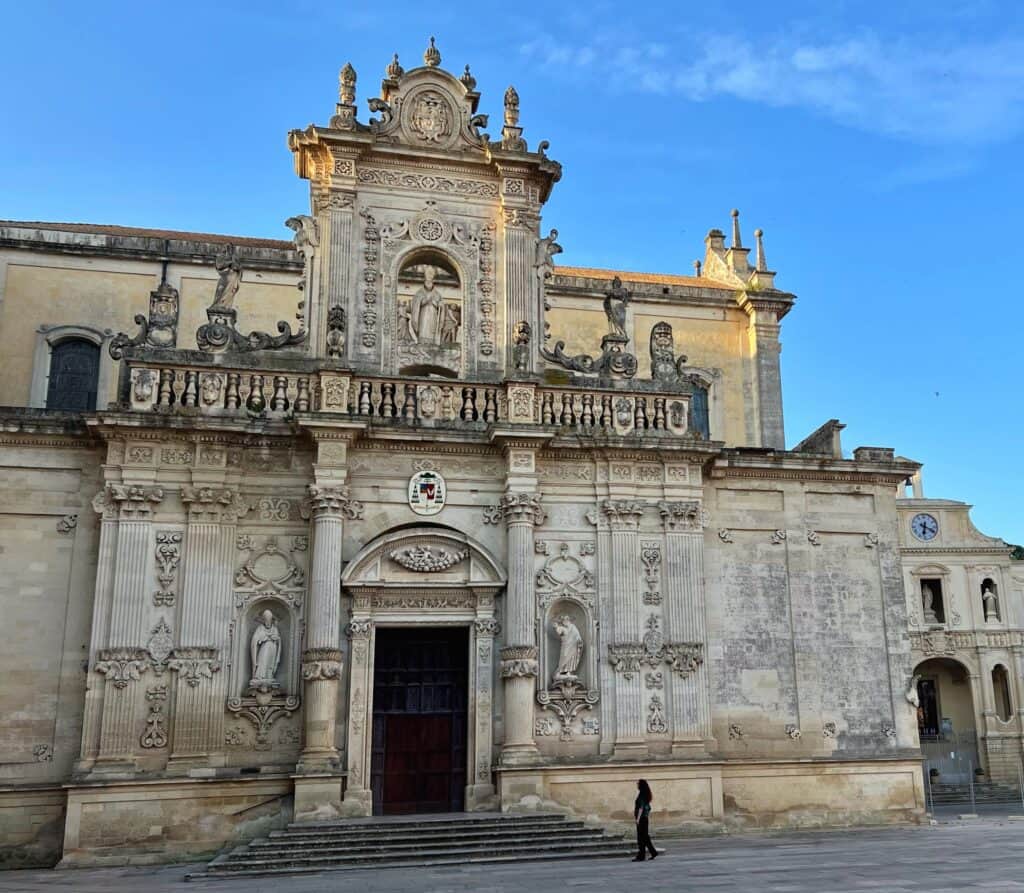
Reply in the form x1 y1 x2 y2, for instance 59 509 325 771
370 627 468 815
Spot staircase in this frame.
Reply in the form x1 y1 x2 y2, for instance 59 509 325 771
930 781 1023 806
186 812 631 880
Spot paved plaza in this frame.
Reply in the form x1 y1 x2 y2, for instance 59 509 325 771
4 818 1024 893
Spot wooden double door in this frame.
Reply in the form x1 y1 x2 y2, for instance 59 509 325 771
370 627 468 815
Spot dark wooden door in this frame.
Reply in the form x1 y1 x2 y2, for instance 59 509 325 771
370 627 468 815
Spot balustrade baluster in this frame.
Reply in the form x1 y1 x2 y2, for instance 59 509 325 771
225 373 241 410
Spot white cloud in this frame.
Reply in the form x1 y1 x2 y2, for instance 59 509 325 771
520 30 1024 145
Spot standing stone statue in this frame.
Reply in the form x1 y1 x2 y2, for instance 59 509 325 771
409 266 444 345
211 245 243 310
249 609 282 687
921 583 939 625
983 584 1000 622
552 614 584 684
535 229 562 280
603 276 631 339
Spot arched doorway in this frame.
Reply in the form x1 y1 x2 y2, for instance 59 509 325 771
915 656 979 784
339 525 505 816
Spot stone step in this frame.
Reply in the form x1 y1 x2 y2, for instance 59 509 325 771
269 818 587 843
274 815 577 835
246 828 611 857
283 812 570 833
188 838 631 879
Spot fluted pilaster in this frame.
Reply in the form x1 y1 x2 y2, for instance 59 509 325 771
660 501 712 750
504 223 536 373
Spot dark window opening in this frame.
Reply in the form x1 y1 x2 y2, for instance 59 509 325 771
45 338 99 411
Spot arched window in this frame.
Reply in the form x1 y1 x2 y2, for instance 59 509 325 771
992 664 1013 721
45 338 100 411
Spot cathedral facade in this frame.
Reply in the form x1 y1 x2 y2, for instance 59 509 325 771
0 42 926 867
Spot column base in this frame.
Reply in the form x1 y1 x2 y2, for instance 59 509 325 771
612 742 648 759
465 783 498 811
296 748 341 775
293 774 344 822
499 743 541 767
339 786 373 818
164 755 211 775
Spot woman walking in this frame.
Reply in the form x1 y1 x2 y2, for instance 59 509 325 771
633 778 658 861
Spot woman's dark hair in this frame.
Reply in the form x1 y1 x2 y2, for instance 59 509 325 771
637 779 653 803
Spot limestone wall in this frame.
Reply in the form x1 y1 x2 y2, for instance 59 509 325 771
0 430 103 865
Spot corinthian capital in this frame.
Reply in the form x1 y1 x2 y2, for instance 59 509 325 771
103 484 164 520
600 499 645 530
181 486 249 523
483 492 546 527
500 645 538 678
305 484 364 520
301 648 344 680
658 500 705 532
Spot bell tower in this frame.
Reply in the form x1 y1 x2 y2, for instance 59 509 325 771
287 38 562 379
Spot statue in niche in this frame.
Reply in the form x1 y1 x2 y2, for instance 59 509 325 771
921 583 939 625
535 229 562 280
210 245 243 310
983 583 1000 621
399 265 461 349
410 266 444 345
552 614 584 684
249 609 282 688
603 276 631 338
512 321 531 371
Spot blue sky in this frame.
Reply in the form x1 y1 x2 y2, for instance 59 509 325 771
3 1 1022 543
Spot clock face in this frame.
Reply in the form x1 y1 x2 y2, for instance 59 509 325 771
911 513 939 541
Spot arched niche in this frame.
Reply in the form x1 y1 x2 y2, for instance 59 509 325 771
394 246 464 377
992 663 1013 722
981 577 1001 622
910 564 953 626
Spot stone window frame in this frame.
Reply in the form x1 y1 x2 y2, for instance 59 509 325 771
30 323 115 410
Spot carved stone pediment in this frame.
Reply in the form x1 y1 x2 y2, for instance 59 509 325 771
367 55 488 153
343 527 505 594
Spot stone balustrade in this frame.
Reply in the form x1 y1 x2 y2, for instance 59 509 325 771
122 357 698 438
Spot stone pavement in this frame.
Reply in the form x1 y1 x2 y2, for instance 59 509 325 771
4 818 1024 893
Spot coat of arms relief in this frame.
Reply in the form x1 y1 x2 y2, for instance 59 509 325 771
408 90 452 144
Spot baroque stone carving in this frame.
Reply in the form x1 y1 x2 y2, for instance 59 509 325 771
536 543 594 609
483 492 546 526
663 642 705 678
235 536 305 591
389 545 468 572
56 514 78 535
145 618 173 674
474 618 501 636
301 648 343 680
109 281 180 357
500 645 538 678
641 543 661 606
536 678 599 741
647 694 668 734
305 484 364 520
785 724 802 740
226 693 300 751
95 648 149 688
607 644 644 679
33 744 54 762
807 530 822 546
346 619 372 639
140 703 168 749
542 277 637 378
326 306 347 359
658 501 703 532
168 648 221 687
771 529 788 544
649 321 690 385
601 499 644 530
552 615 584 685
823 721 837 739
181 486 248 523
154 531 182 607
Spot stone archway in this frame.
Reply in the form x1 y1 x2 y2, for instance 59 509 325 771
338 526 505 815
915 656 980 784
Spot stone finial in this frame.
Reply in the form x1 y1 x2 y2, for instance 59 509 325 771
730 208 742 249
693 259 702 278
339 62 356 105
386 53 404 80
423 36 441 68
460 64 477 91
754 228 767 272
504 86 520 126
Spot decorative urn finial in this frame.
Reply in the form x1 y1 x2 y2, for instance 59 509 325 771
386 52 404 80
504 85 520 126
424 36 441 67
460 64 477 91
339 62 357 105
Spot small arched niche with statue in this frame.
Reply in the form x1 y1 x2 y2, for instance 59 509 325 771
394 249 463 376
534 542 600 744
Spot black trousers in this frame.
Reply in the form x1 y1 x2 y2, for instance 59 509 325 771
636 816 656 858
